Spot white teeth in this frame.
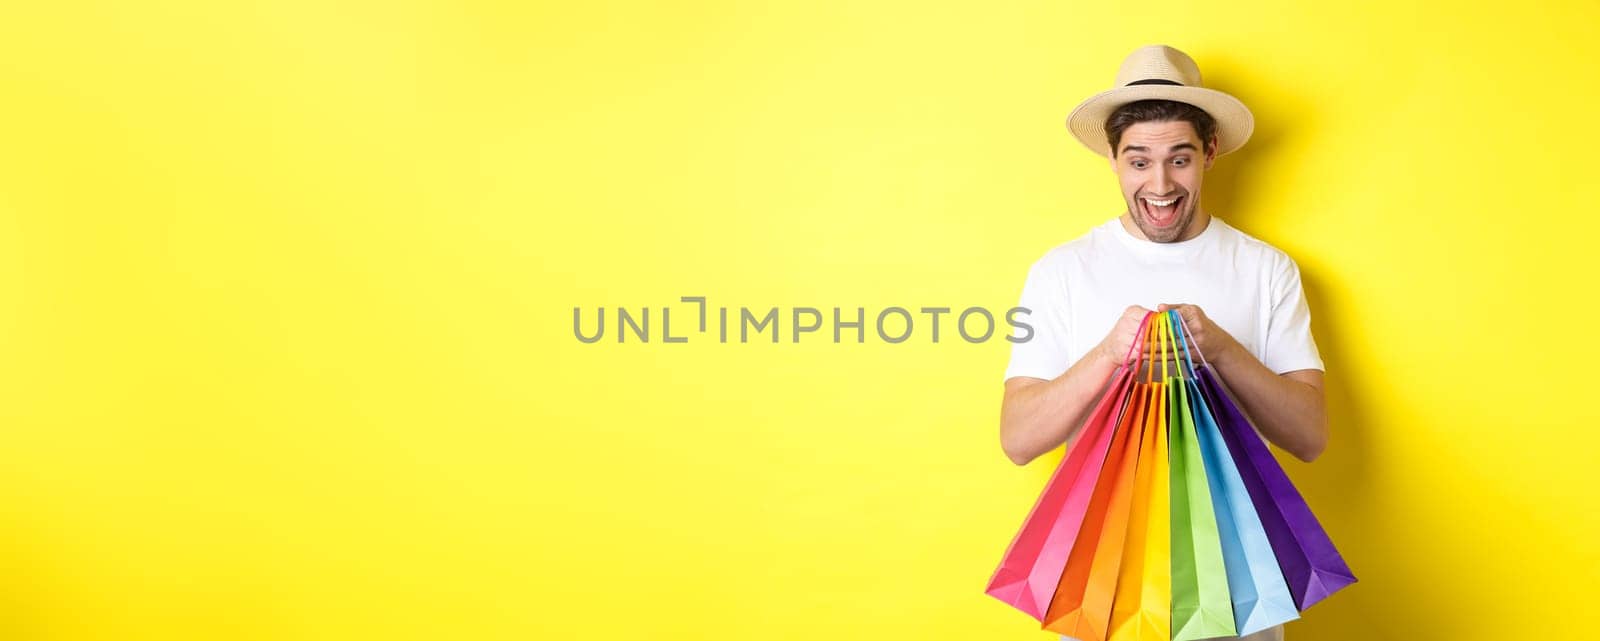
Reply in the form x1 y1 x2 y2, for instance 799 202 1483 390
1144 197 1179 207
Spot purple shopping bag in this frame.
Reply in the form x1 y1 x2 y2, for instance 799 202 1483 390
1195 365 1357 609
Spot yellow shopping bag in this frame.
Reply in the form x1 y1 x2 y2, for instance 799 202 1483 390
1107 314 1172 641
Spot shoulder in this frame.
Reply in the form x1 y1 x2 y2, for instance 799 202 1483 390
1214 218 1299 276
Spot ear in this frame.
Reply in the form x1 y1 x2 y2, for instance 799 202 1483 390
1203 135 1219 170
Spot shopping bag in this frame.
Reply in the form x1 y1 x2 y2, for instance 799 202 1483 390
1171 312 1299 635
985 315 1152 619
1178 316 1358 610
1106 316 1172 641
1164 312 1236 640
1186 375 1302 633
1042 380 1149 640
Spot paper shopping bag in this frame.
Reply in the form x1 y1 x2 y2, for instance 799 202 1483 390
1042 380 1149 640
1160 312 1355 611
987 314 1154 620
1197 366 1356 610
1186 374 1301 634
1166 313 1236 640
984 367 1133 620
1107 318 1173 641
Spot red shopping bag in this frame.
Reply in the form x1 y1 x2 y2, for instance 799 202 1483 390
985 315 1152 620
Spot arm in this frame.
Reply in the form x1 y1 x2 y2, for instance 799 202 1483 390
999 356 1114 466
1212 353 1327 462
1164 304 1328 462
999 306 1148 466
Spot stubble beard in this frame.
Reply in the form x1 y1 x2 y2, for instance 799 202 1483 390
1128 195 1196 244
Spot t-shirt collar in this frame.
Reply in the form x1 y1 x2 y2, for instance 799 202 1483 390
1107 213 1223 258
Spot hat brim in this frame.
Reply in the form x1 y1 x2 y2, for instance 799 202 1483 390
1066 85 1254 158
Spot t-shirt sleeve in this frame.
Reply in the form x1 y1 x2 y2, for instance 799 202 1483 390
1003 256 1073 382
1262 256 1325 374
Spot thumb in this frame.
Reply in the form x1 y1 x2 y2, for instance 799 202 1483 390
1157 303 1173 312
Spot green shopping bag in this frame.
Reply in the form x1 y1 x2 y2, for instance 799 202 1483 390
1165 311 1236 640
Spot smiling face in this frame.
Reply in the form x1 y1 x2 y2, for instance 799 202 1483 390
1110 120 1218 243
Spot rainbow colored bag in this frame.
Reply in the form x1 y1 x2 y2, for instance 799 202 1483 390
986 310 1355 636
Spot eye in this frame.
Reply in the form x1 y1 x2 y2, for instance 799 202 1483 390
1172 157 1189 166
1131 160 1148 169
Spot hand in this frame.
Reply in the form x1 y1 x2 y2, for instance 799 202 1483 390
1094 305 1155 367
1157 303 1244 365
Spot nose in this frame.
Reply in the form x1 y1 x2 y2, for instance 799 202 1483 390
1150 165 1174 197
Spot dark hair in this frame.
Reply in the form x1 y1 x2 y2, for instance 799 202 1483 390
1104 99 1217 158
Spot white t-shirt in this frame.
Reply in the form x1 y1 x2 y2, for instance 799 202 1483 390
1005 215 1323 382
1010 216 1309 641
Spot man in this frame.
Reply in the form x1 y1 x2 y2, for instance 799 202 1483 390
998 45 1327 641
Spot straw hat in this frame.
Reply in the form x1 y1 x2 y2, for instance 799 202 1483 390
1066 45 1254 158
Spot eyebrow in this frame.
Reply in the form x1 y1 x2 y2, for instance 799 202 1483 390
1120 142 1198 155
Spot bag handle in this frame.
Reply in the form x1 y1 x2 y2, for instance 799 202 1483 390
1144 311 1157 383
1169 309 1198 380
1172 310 1211 373
1161 310 1184 381
1160 310 1179 380
1146 308 1173 384
1122 311 1156 368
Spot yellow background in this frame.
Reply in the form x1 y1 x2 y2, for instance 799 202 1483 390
1 1 1596 639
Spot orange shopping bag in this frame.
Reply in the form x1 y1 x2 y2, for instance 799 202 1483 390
1042 379 1148 641
1107 315 1173 641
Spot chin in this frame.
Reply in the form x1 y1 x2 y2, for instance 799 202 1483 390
1140 216 1189 243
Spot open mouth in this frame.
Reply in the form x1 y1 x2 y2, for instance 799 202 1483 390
1140 195 1184 228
